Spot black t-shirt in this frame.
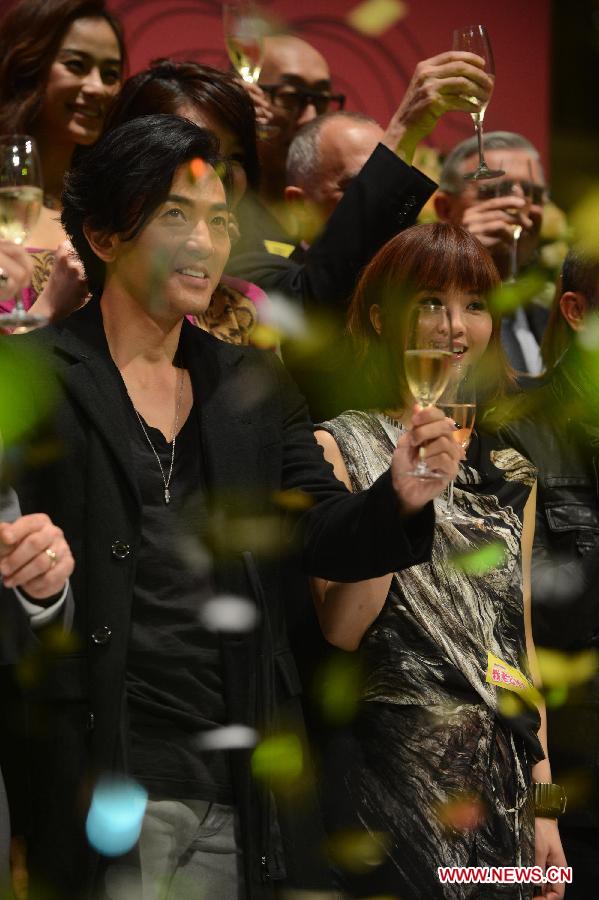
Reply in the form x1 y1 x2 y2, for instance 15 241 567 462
122 381 232 803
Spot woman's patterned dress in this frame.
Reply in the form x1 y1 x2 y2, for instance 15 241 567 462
319 410 544 899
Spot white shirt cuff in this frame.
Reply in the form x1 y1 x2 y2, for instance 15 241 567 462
13 580 70 628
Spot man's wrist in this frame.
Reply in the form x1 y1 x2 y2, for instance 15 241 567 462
13 581 69 628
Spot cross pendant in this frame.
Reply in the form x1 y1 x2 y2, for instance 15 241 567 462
164 488 171 504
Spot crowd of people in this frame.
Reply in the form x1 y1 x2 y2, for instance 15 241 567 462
0 1 596 899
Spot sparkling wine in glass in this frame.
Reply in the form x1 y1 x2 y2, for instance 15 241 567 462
452 25 504 181
223 2 276 139
223 1 263 85
401 303 453 480
438 368 484 526
0 135 47 331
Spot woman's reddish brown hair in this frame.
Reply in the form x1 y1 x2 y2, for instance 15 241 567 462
347 222 513 407
0 0 126 135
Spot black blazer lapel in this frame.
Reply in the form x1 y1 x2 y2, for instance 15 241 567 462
181 320 254 499
51 301 140 506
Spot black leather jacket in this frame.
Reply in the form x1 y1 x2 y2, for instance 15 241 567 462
502 348 599 827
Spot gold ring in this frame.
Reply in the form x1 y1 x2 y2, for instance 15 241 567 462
45 547 57 568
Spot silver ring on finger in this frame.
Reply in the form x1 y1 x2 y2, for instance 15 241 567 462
45 547 58 568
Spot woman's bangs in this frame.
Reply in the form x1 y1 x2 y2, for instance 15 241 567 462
398 230 499 298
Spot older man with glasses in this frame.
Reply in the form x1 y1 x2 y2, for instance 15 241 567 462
434 131 550 376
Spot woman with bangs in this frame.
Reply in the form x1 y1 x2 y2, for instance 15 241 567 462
312 223 566 898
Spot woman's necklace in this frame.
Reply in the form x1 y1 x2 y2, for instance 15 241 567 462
133 368 185 504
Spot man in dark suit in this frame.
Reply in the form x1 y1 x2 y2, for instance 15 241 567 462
5 114 461 899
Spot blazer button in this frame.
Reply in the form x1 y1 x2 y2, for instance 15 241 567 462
91 625 112 646
111 540 130 560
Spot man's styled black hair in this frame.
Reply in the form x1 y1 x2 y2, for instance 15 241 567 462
61 113 229 294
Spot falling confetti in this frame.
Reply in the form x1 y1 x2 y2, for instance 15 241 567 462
199 594 259 633
326 829 389 872
271 488 314 511
536 647 599 688
315 654 361 725
347 0 407 36
188 157 206 181
251 732 304 784
450 541 506 576
86 777 148 857
544 685 569 708
488 269 547 316
195 724 258 751
437 793 486 832
0 343 57 447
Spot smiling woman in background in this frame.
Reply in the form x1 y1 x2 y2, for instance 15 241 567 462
0 0 125 305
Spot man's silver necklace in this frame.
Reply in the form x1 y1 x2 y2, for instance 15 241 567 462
133 368 185 504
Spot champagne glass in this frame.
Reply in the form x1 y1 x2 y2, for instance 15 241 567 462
508 160 534 282
402 303 453 480
437 367 480 524
222 1 276 139
452 25 504 181
0 135 47 331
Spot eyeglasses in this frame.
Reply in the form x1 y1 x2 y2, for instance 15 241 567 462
476 179 547 205
259 84 346 116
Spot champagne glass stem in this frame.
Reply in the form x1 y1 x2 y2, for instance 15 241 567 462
475 117 485 170
510 235 518 282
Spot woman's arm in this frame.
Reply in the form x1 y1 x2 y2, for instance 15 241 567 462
310 430 393 651
523 483 551 780
522 482 567 898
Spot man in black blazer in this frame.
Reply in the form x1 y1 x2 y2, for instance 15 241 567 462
5 114 461 899
230 48 494 312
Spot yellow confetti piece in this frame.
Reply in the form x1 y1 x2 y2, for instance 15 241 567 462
497 690 526 718
250 323 281 350
251 733 303 784
271 488 314 511
316 654 361 725
347 0 407 36
544 685 569 708
536 647 599 688
450 541 506 576
326 829 389 872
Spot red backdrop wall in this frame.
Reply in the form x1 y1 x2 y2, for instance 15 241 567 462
110 1 551 167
